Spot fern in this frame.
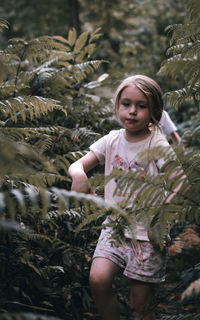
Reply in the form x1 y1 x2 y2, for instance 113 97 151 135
158 0 200 110
71 127 101 145
0 18 9 32
0 313 61 320
0 96 67 123
0 26 109 192
158 314 200 320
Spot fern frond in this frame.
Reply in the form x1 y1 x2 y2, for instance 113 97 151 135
158 0 200 109
0 96 67 123
46 208 83 220
67 28 77 47
50 188 124 231
182 125 200 149
26 173 67 188
188 0 200 23
53 155 72 177
66 150 89 163
166 23 200 46
0 184 50 218
89 27 102 43
0 313 60 320
0 52 20 70
77 44 96 61
0 18 9 32
159 314 200 320
74 31 89 54
6 37 73 73
0 133 63 196
163 88 194 110
0 53 21 87
0 127 72 147
71 60 103 83
0 183 123 225
71 127 101 146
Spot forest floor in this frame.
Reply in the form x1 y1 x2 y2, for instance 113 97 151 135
156 282 197 319
83 278 198 320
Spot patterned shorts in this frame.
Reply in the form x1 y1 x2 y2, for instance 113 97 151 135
93 227 166 283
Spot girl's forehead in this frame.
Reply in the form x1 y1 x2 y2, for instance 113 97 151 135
120 85 147 101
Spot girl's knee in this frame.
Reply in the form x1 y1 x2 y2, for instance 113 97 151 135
131 299 146 315
130 280 154 315
89 257 120 295
90 269 107 288
89 270 112 295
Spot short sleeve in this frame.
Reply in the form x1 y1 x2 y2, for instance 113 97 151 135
89 130 120 165
89 135 108 165
152 132 171 169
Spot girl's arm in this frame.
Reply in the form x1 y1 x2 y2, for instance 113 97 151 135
68 151 99 193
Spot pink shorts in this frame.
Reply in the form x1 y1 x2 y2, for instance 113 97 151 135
93 227 166 283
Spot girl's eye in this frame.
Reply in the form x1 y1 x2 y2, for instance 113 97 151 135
138 104 147 109
121 101 130 107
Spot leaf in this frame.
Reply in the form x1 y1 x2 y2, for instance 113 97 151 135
68 28 77 47
74 31 89 53
0 96 67 123
89 27 102 43
0 18 9 32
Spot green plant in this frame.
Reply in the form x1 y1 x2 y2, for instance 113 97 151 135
0 22 116 319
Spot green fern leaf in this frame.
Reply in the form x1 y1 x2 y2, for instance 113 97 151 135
68 28 77 47
0 96 67 123
74 31 89 53
89 27 102 43
0 18 9 32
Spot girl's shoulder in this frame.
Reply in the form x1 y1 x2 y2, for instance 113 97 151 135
102 129 124 142
150 131 170 148
90 129 123 149
107 129 123 136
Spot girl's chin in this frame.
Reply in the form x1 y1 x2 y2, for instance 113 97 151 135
124 125 139 131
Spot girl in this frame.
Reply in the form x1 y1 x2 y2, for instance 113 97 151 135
68 75 170 320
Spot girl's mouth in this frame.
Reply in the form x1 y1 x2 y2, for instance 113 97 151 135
126 119 137 123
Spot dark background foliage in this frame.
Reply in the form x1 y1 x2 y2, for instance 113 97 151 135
0 0 200 319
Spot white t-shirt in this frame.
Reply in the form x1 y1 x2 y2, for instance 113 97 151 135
89 129 170 240
159 110 177 137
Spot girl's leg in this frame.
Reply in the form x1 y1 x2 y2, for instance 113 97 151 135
130 279 155 320
89 257 121 320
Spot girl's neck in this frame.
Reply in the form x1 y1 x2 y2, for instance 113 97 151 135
124 128 151 142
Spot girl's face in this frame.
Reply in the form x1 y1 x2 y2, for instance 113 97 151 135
117 85 151 141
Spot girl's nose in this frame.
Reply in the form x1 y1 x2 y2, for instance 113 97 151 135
129 104 137 115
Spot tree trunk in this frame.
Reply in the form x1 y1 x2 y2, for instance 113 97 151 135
69 0 81 36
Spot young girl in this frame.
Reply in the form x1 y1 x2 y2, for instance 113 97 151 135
68 75 170 320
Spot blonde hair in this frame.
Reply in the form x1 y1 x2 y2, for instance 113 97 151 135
114 75 163 126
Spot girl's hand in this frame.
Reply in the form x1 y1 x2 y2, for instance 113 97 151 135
68 151 99 195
